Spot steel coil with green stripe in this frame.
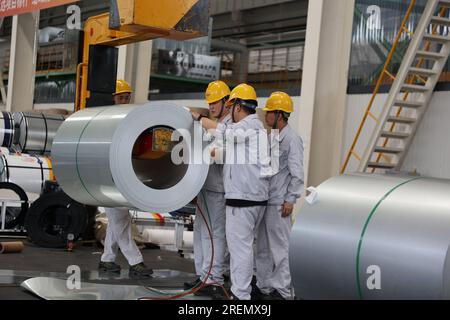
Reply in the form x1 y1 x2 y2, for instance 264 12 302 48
290 173 450 300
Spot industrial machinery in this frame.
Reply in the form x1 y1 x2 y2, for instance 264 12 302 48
76 0 210 110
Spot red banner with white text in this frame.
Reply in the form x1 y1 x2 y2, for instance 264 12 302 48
0 0 79 17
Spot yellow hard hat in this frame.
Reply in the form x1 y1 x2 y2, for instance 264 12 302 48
226 84 257 106
114 80 133 95
263 92 294 113
205 80 231 104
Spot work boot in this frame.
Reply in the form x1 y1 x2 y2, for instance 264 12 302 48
213 290 240 300
194 284 223 297
251 285 270 300
228 292 240 300
129 262 153 278
262 290 286 300
98 261 121 273
184 277 202 290
211 287 240 300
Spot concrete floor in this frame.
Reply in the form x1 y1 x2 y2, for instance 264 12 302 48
0 239 197 300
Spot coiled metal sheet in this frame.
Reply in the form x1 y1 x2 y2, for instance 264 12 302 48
0 112 15 148
290 174 450 300
14 112 65 154
51 102 209 213
0 152 53 194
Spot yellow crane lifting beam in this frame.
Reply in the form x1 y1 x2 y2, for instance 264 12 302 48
76 0 210 111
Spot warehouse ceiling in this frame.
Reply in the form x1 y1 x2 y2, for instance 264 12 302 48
210 0 307 49
0 0 308 50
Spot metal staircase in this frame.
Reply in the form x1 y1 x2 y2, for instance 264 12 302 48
342 0 450 174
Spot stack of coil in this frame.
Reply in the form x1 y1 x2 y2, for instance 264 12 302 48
13 112 66 154
0 111 63 195
0 150 54 194
0 111 65 154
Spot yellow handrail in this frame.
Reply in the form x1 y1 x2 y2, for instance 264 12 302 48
340 0 416 174
370 6 448 173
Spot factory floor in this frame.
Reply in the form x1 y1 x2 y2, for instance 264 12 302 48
0 239 197 300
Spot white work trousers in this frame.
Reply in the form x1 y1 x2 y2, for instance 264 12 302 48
256 204 293 299
226 205 265 300
101 207 143 266
193 190 227 285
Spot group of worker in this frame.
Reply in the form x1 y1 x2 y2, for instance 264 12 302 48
189 80 304 300
97 79 304 300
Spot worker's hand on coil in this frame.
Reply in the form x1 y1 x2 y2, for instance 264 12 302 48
190 110 201 121
210 147 224 163
282 202 294 218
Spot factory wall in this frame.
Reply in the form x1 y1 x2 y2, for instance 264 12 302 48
34 103 74 112
344 92 450 179
0 103 74 113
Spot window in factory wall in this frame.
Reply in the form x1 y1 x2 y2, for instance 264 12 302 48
248 46 303 74
132 126 188 190
245 45 303 90
347 0 450 93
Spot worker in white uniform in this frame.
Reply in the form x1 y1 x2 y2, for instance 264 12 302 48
98 80 153 278
255 92 304 300
185 81 232 298
192 84 271 300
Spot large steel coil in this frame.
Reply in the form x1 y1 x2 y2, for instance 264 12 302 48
51 102 209 213
0 151 54 194
13 112 65 154
0 112 15 148
290 174 450 300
